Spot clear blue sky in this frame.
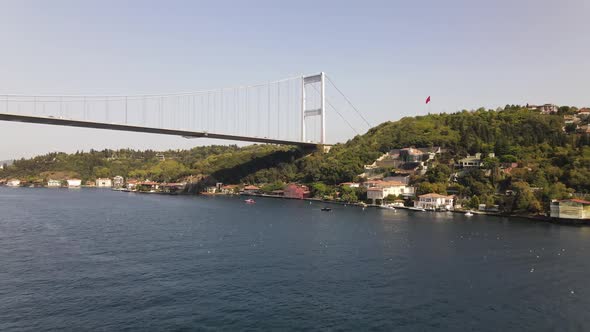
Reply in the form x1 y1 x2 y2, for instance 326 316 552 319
1 0 588 159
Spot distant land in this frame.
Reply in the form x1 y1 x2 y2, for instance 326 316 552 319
1 104 589 218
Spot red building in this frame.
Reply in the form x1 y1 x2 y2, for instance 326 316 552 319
284 184 311 199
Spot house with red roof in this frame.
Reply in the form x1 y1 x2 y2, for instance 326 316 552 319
242 185 260 194
367 181 415 205
550 199 590 219
284 184 310 199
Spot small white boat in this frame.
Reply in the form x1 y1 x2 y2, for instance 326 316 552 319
379 204 396 211
465 211 474 216
244 199 256 204
409 207 426 212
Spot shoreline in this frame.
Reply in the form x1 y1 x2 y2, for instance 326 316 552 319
2 185 588 226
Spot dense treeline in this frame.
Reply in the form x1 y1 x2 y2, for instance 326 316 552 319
2 105 589 214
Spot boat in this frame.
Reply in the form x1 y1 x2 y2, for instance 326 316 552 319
244 199 256 204
379 204 396 211
321 207 332 212
465 211 474 216
409 207 427 212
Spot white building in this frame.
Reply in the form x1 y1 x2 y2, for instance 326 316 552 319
113 176 124 188
538 104 558 114
6 179 20 187
455 153 495 168
367 181 415 204
339 182 360 188
415 193 454 210
67 179 82 188
47 179 62 188
96 178 112 188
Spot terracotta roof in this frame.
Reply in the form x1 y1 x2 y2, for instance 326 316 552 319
244 185 260 190
377 181 406 187
560 198 590 205
419 193 452 198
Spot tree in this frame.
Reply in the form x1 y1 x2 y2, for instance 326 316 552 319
260 181 285 193
499 155 517 163
417 182 447 195
468 195 481 209
148 160 189 182
425 164 451 183
512 181 542 214
564 123 577 134
340 186 359 203
93 166 111 178
310 182 333 198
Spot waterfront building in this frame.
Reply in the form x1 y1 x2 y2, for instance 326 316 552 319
67 179 82 188
161 183 185 193
220 185 239 195
113 176 124 188
243 185 260 194
6 179 21 187
47 179 62 188
284 184 311 199
550 199 590 219
125 179 139 190
392 199 406 207
137 181 159 192
96 178 112 188
415 193 454 210
367 181 415 205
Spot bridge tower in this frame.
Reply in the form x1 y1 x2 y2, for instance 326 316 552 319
301 72 326 144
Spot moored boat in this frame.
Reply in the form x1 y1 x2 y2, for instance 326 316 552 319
379 204 396 211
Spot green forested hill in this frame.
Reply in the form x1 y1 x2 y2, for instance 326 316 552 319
2 105 589 213
296 106 578 184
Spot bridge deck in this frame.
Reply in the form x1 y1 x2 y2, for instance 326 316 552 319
0 113 318 148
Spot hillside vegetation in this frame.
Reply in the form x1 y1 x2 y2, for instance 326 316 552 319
2 105 589 214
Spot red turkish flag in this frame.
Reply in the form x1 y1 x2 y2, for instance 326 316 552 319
425 96 431 104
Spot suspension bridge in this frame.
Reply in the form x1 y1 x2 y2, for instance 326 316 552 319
0 73 370 149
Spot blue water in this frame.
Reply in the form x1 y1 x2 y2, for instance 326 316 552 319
1 187 589 331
